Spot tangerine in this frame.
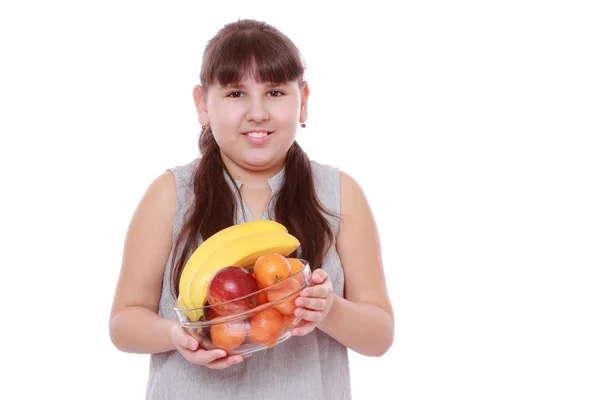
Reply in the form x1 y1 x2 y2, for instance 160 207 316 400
282 313 297 331
287 258 305 275
286 258 307 284
267 278 302 315
248 308 284 346
209 317 247 351
257 288 269 305
253 253 291 287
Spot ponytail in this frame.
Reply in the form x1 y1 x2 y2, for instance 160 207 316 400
274 141 335 271
169 128 237 299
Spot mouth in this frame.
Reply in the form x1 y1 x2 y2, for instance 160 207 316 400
242 131 274 138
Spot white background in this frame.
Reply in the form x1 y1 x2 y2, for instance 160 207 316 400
1 1 599 399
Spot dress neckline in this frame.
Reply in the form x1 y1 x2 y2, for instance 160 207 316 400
223 167 286 221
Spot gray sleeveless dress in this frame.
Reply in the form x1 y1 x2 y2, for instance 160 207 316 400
145 158 351 400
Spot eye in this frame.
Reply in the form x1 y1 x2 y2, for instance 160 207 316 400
267 90 284 97
226 91 244 98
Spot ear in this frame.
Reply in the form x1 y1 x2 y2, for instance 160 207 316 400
192 85 210 127
299 81 310 124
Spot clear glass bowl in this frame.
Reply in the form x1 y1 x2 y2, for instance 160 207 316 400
173 259 312 356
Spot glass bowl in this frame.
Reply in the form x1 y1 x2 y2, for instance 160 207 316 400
173 258 312 356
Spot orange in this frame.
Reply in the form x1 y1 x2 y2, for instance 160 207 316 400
248 308 284 346
210 317 247 351
253 253 291 287
287 257 307 285
267 278 302 315
282 313 297 331
257 288 269 305
287 258 305 275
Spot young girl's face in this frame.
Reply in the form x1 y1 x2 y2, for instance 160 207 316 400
195 72 309 172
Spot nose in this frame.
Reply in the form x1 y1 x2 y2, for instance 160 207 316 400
245 96 269 122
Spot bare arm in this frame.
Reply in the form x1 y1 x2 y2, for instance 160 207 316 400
109 171 257 369
109 171 178 354
317 171 395 356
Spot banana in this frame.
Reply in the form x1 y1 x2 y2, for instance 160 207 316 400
178 220 288 320
187 231 301 319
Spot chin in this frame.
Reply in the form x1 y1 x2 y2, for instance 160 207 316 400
242 158 276 170
239 149 274 169
241 153 284 170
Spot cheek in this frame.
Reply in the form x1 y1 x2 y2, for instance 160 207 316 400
272 103 300 126
209 104 243 134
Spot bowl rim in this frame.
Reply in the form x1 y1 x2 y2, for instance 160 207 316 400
173 258 311 326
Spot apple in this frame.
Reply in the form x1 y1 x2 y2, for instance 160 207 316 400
207 266 260 315
203 301 219 321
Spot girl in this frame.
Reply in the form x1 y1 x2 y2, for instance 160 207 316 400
109 19 394 400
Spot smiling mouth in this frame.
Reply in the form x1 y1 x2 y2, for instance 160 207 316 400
243 131 273 138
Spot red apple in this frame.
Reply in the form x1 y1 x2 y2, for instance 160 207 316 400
207 266 260 315
203 301 219 321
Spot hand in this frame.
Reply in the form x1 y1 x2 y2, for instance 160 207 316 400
291 269 335 337
170 323 246 369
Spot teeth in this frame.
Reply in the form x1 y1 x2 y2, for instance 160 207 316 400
247 132 268 138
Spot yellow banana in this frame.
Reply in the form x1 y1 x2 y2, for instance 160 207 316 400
187 231 301 319
178 220 288 320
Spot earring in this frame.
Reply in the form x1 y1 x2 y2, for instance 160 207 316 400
300 123 306 128
201 125 207 131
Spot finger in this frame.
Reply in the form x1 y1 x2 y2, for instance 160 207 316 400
206 355 245 370
295 296 327 311
173 325 199 350
311 269 328 284
188 349 228 365
294 308 322 322
291 320 316 336
302 285 331 299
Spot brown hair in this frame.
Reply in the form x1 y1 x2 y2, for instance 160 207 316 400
169 19 337 299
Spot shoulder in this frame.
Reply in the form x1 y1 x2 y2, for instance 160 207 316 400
308 158 366 204
140 170 177 214
167 158 200 189
137 158 198 218
309 159 340 188
339 170 365 199
338 169 372 221
335 170 381 269
166 158 200 205
307 161 374 238
308 159 342 204
310 159 339 173
308 160 367 204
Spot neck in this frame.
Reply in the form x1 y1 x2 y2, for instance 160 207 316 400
220 151 285 189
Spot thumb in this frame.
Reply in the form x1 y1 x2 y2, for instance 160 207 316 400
172 324 199 350
312 269 328 284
